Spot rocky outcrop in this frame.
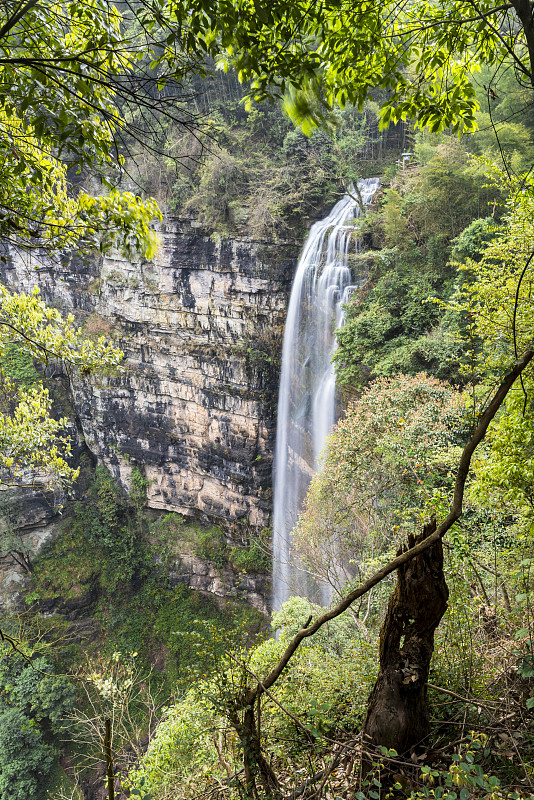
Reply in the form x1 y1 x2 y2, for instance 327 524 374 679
1 219 297 532
169 551 268 614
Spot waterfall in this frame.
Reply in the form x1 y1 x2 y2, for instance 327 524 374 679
272 178 380 611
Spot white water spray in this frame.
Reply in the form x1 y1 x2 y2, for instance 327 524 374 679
272 178 380 610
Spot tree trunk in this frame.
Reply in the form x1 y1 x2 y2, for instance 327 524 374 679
362 520 448 753
229 701 280 799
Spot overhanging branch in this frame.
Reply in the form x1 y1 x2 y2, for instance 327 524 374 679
241 343 534 707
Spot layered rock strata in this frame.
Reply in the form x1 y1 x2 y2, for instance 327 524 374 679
1 219 297 532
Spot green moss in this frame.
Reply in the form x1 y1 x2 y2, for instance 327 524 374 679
28 524 101 603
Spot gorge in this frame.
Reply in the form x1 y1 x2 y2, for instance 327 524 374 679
1 2 534 797
1 181 382 617
0 177 381 617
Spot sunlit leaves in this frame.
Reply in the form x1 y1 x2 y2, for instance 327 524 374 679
165 0 524 135
0 1 162 257
0 286 122 491
0 377 77 492
0 286 122 371
449 166 534 373
0 0 124 172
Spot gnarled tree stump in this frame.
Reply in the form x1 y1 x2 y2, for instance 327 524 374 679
362 520 448 753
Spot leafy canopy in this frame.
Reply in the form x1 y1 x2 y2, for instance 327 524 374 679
167 0 534 134
0 0 194 253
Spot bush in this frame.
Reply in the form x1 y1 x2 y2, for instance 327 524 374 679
72 465 150 587
0 648 75 800
193 526 228 569
229 543 270 573
0 707 55 800
0 342 39 386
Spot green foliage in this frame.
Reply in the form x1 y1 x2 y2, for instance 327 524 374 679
129 466 149 517
335 265 449 385
132 597 376 799
191 524 271 574
71 465 150 588
271 596 358 652
0 1 167 504
450 217 496 262
409 138 496 238
294 373 467 598
170 99 387 237
28 524 101 609
152 584 262 685
0 645 75 800
469 113 534 175
0 286 122 492
0 655 75 731
28 476 265 695
167 0 524 134
0 707 55 800
229 542 270 573
193 525 228 570
355 735 527 800
76 465 127 552
447 166 534 375
472 391 534 521
129 689 219 797
0 1 166 256
443 170 534 547
333 136 505 390
250 631 376 756
0 343 39 386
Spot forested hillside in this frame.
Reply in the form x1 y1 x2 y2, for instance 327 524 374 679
0 1 533 800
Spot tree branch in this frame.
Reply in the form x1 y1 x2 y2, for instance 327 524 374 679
242 344 534 707
0 0 40 41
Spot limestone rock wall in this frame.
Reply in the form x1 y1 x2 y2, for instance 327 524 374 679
1 219 297 531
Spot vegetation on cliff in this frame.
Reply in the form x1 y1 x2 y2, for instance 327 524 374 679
1 1 534 799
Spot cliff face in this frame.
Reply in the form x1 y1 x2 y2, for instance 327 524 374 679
1 219 298 531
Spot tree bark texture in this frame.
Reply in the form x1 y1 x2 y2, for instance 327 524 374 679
229 702 280 799
362 520 449 753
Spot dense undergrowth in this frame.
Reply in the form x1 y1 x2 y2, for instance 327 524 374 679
333 69 534 391
119 73 534 800
0 465 269 800
127 70 405 239
1 67 534 800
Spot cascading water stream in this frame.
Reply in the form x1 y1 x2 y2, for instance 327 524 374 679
272 178 380 611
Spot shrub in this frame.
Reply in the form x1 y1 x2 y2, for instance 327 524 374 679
229 543 270 573
0 648 75 800
0 342 39 386
72 465 150 587
193 526 228 569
